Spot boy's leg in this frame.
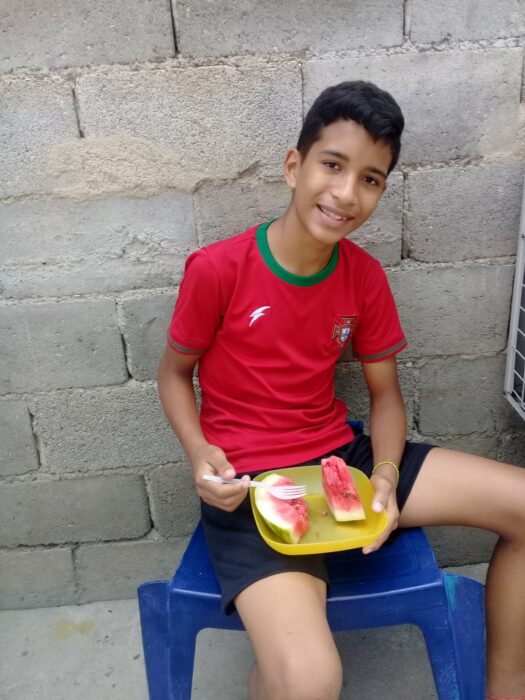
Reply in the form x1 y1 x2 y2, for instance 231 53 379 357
235 571 342 700
398 448 525 699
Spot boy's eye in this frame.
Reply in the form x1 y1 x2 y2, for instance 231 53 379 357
323 161 340 171
363 175 379 186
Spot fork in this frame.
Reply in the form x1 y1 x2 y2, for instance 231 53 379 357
203 474 307 500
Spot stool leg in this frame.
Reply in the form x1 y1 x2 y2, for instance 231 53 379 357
138 581 172 700
168 611 200 700
418 575 486 700
444 575 486 699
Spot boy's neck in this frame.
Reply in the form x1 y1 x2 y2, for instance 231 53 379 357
267 211 336 277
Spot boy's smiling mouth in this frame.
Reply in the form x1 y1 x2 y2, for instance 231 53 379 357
317 204 354 222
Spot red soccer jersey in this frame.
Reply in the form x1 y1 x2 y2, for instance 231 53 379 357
168 222 407 472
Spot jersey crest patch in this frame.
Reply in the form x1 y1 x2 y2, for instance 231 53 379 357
332 315 357 349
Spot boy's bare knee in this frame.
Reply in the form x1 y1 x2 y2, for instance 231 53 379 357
259 647 342 700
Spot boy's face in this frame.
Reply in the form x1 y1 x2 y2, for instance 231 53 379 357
284 119 392 247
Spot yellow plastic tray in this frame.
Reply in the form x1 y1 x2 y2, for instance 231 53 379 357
250 465 388 555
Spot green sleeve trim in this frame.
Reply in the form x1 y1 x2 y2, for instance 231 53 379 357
167 334 203 355
256 221 338 286
354 337 408 363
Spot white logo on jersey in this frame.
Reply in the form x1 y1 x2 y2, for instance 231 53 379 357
249 306 271 327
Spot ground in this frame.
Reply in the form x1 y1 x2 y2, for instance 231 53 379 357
0 562 487 700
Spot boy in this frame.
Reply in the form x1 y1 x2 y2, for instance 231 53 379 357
157 81 525 700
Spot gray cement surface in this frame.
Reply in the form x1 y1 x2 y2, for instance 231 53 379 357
1 563 487 699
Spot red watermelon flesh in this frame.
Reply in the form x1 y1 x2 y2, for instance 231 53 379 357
321 456 366 522
254 474 310 544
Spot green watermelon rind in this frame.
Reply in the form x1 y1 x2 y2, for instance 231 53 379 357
325 496 366 522
254 474 308 545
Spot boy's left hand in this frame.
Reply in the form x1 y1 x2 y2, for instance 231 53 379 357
362 472 399 554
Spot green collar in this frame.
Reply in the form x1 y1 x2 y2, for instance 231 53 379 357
256 221 338 287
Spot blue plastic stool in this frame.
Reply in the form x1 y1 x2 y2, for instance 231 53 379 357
138 522 485 699
138 420 485 698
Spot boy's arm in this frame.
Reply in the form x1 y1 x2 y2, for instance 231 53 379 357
361 356 406 551
157 345 250 511
363 356 406 479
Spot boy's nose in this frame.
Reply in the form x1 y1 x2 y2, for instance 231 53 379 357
333 175 358 206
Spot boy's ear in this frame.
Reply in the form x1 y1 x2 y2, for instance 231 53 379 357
283 148 302 190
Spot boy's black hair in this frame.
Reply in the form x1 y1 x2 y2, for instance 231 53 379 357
297 81 405 173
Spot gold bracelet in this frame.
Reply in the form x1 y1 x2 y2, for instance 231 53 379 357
372 460 400 485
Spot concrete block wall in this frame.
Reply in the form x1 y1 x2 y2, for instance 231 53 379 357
1 0 524 609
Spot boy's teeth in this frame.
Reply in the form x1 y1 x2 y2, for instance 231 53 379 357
320 206 348 221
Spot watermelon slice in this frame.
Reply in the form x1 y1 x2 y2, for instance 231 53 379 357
321 455 366 522
254 474 310 544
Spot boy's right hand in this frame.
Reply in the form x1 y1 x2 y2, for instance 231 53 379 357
191 443 250 512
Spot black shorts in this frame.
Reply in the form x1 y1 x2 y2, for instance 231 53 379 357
200 434 435 614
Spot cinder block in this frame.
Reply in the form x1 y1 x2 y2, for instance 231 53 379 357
498 431 525 465
0 0 174 71
1 193 195 262
358 238 402 267
31 383 183 471
0 547 77 610
334 362 370 425
0 252 187 301
418 432 500 460
175 0 403 56
76 63 302 183
147 463 201 537
47 134 210 202
418 355 523 436
304 49 523 163
76 537 187 603
425 525 498 567
389 264 514 358
0 299 127 394
194 177 290 246
0 192 196 299
0 75 78 198
406 163 524 262
335 360 416 431
119 291 177 381
0 401 38 476
0 475 150 547
408 0 525 42
351 172 403 266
